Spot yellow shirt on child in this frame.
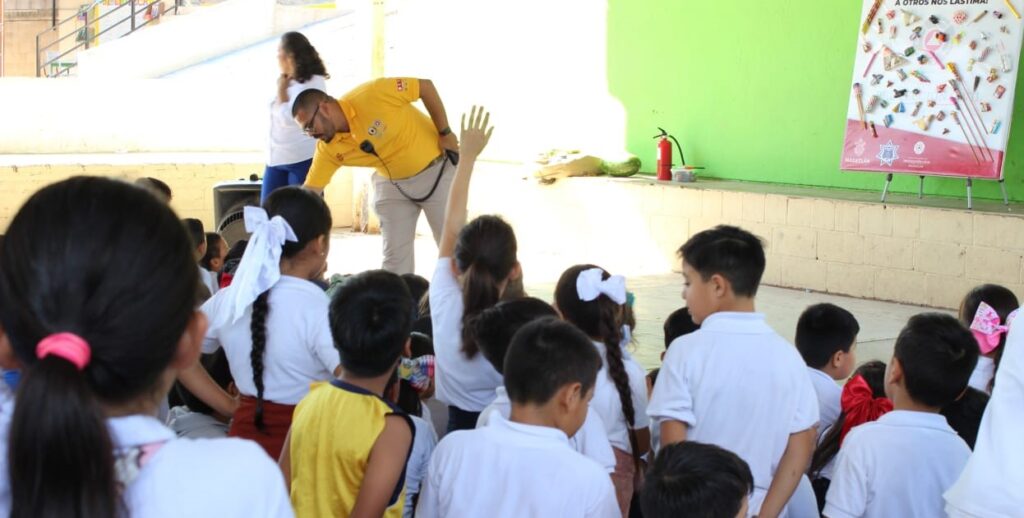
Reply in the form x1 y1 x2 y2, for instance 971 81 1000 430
304 77 442 188
289 380 411 518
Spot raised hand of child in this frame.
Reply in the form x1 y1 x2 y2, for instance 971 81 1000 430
458 105 494 160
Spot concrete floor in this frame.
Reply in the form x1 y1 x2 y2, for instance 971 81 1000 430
328 228 947 372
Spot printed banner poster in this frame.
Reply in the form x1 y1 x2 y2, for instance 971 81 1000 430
841 0 1024 179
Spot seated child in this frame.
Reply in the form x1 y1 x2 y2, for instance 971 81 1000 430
417 318 619 518
283 270 415 518
199 232 229 295
795 303 860 439
940 387 989 450
168 349 236 439
824 313 978 518
472 297 616 473
183 218 211 304
959 284 1018 394
648 307 701 396
640 441 754 518
808 360 891 511
648 225 818 518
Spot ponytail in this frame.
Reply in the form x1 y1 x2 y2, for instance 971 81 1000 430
460 265 502 358
9 357 120 518
598 305 642 472
250 290 271 431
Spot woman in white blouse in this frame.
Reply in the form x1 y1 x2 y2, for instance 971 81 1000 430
263 32 328 201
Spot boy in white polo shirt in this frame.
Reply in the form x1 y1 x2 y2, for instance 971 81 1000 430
417 318 619 518
824 313 977 518
795 303 860 438
647 225 819 518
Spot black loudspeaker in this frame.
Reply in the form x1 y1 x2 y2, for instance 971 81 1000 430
212 177 262 247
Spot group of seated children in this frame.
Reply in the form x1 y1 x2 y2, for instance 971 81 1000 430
0 106 1017 518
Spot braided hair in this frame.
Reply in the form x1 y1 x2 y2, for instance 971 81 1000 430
555 264 641 471
249 187 331 430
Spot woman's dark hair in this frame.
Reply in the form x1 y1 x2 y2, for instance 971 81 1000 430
250 187 331 430
454 215 518 359
468 297 558 374
959 284 1019 393
810 360 887 478
0 177 197 518
555 264 640 470
200 232 224 271
281 32 329 83
183 218 205 252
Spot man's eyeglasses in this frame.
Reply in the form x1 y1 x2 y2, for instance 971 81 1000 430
303 103 321 135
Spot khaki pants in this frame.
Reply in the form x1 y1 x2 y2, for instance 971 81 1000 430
372 155 454 274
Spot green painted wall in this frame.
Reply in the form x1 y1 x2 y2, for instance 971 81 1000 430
607 0 1024 202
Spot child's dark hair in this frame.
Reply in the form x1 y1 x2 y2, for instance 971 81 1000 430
468 297 559 374
200 232 225 271
959 284 1019 392
503 318 601 405
941 387 990 449
0 176 197 518
401 273 430 318
183 218 205 252
641 441 754 518
678 225 765 297
249 187 331 430
555 264 641 469
135 176 172 202
810 360 887 477
454 215 518 359
796 303 861 369
330 270 414 377
663 307 700 349
895 313 979 408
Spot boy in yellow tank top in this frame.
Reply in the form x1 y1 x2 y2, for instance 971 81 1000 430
280 270 416 518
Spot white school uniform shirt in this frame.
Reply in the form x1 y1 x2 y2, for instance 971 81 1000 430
647 312 819 516
268 75 327 167
111 414 294 518
430 258 503 411
590 340 650 453
824 410 970 518
477 386 617 473
967 355 995 395
404 414 439 518
201 275 340 405
416 414 619 518
808 367 842 440
945 309 1024 518
200 267 219 297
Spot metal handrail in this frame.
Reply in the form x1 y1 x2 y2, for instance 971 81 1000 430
35 0 178 77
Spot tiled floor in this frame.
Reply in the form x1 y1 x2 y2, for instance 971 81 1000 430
328 228 946 371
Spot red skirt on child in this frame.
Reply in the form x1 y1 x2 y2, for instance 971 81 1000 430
611 447 640 518
228 395 296 460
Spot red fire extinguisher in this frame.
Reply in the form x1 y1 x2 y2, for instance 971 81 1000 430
654 127 685 181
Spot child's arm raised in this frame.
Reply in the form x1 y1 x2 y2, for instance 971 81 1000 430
437 106 494 259
350 414 414 518
758 427 815 518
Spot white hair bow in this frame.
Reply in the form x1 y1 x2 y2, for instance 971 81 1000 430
576 267 627 305
212 206 298 329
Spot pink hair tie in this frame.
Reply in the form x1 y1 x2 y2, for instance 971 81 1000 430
36 333 92 370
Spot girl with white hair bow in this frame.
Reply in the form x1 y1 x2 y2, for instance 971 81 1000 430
180 186 340 459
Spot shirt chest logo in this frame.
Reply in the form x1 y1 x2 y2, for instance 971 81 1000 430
366 119 387 138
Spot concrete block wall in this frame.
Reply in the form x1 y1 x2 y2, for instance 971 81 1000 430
2 158 1021 310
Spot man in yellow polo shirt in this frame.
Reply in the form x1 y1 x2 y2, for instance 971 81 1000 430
292 77 458 274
